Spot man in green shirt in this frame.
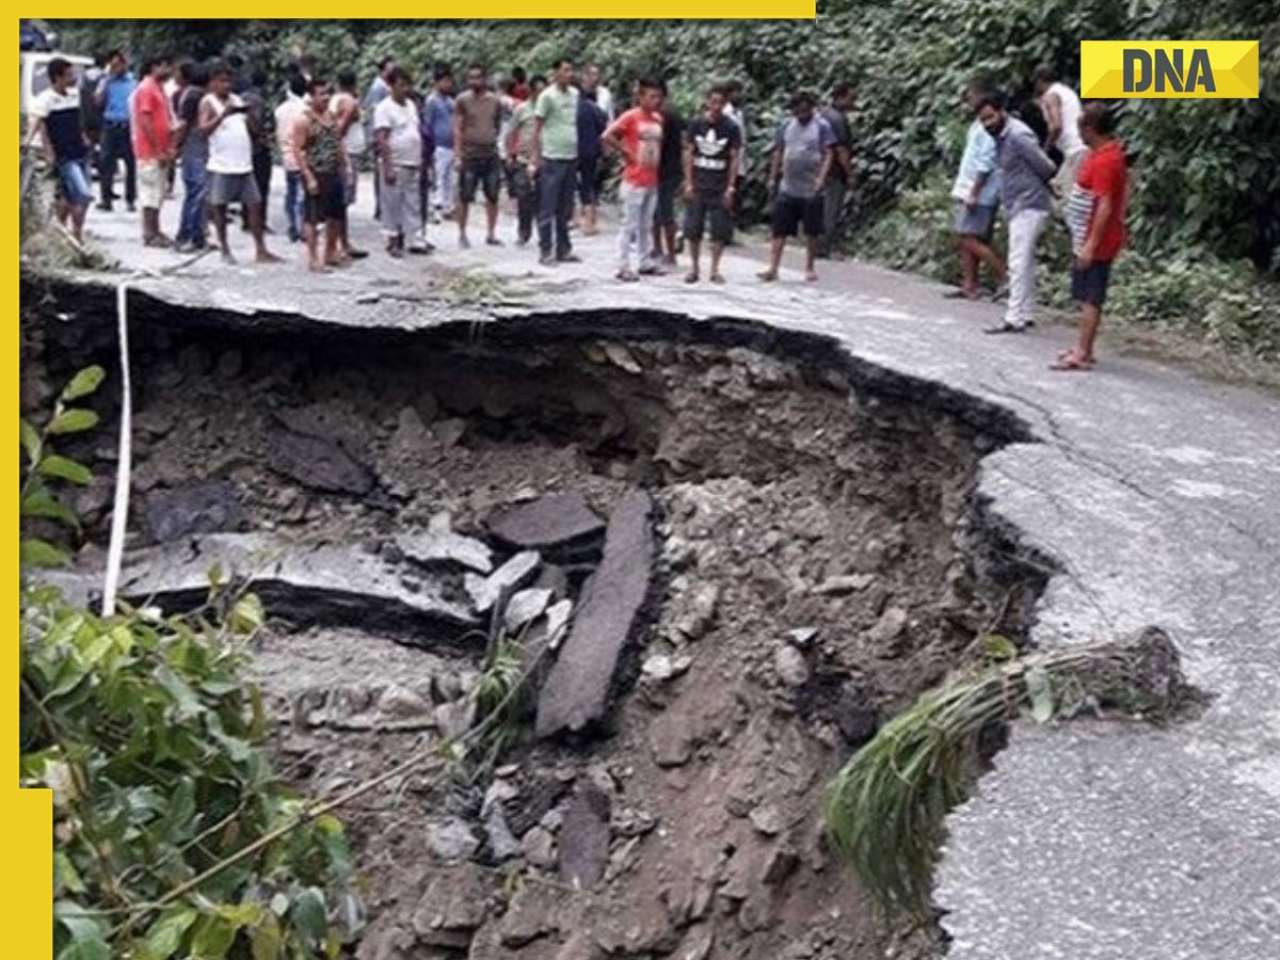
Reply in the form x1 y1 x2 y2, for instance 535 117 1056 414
529 58 580 265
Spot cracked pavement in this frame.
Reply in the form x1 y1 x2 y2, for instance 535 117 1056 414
39 166 1280 959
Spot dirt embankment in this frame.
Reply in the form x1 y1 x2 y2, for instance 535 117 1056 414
24 290 1047 960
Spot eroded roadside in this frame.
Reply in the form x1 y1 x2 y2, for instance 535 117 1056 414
23 277 1051 960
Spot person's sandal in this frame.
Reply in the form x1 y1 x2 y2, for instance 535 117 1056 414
1050 351 1095 372
684 271 699 284
616 269 639 283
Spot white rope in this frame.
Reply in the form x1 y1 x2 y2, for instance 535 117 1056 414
101 279 134 617
99 249 213 617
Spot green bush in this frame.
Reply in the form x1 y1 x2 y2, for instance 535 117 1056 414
1106 252 1280 361
21 368 361 960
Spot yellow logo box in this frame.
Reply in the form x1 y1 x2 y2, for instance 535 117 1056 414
1081 40 1259 99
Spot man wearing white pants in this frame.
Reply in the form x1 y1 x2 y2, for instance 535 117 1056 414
1004 206 1050 329
425 67 456 220
616 182 660 277
976 91 1056 334
602 78 666 281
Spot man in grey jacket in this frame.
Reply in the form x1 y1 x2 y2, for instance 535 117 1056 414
977 92 1057 333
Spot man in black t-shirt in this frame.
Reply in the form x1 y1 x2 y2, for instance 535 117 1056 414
652 80 685 266
819 82 855 258
681 84 740 284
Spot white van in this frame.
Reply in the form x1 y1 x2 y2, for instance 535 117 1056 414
20 51 94 120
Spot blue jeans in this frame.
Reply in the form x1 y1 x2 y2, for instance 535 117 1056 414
56 159 93 208
177 153 208 246
284 170 305 241
537 158 576 258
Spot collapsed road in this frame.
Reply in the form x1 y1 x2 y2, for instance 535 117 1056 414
19 194 1280 960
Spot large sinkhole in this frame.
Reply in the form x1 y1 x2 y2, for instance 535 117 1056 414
24 286 1049 960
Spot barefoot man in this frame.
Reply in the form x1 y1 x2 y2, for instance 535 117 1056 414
290 76 349 271
759 91 834 283
200 60 281 264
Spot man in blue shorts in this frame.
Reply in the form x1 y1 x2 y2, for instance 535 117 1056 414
30 57 93 244
947 79 1006 300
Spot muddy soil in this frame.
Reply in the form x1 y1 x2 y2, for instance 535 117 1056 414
24 297 1046 960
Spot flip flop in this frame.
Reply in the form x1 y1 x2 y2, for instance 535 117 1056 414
943 288 980 300
1050 353 1095 372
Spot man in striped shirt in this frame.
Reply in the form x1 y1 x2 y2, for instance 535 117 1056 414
1054 102 1128 372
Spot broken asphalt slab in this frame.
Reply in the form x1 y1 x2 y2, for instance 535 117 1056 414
35 165 1280 959
485 491 606 554
51 532 480 642
536 490 655 738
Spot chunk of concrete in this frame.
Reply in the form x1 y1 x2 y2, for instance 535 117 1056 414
396 528 493 574
486 492 605 552
774 645 811 688
108 533 477 639
426 817 481 862
267 429 374 495
273 400 372 458
410 864 490 947
558 780 612 890
464 550 541 614
505 588 554 632
536 491 654 738
143 479 244 544
543 599 574 650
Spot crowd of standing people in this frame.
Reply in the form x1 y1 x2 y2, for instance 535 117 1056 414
27 50 1127 371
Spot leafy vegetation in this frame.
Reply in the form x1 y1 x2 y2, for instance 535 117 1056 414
824 630 1196 918
20 369 361 960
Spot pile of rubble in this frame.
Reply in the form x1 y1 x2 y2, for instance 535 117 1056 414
26 312 1042 960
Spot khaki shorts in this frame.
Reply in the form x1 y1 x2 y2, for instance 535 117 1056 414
138 159 170 209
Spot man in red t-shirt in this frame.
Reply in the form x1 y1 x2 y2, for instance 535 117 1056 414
1055 101 1128 372
130 53 176 247
602 78 665 281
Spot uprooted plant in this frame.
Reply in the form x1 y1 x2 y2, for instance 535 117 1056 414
823 628 1201 920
